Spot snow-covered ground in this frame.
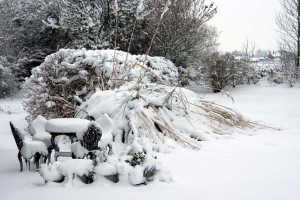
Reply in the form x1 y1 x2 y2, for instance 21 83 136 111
1 85 300 200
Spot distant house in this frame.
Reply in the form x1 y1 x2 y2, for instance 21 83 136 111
233 50 280 63
267 52 275 59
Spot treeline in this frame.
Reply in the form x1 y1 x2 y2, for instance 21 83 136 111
1 0 257 98
0 1 215 72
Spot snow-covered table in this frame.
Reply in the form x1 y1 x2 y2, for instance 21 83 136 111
45 118 90 162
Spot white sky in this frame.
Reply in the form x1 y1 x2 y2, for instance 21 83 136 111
208 0 281 52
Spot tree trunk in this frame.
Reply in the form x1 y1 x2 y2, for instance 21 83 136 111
297 0 300 69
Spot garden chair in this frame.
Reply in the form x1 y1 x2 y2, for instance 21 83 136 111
29 115 53 162
9 122 48 171
72 122 102 162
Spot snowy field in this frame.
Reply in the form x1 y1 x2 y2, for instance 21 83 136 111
0 85 300 200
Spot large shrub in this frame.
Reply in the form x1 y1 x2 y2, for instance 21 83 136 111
24 49 178 122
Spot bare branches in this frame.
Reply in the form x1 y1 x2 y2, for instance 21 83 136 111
242 38 256 62
147 0 218 67
276 0 300 84
276 0 300 68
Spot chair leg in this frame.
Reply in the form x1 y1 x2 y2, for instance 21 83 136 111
18 151 23 172
35 153 41 171
25 159 30 171
108 144 114 155
41 155 45 164
28 160 30 171
47 148 52 164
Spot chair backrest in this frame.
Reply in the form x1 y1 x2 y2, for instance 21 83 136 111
80 124 102 151
9 122 23 150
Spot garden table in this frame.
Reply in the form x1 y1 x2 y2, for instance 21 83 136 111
45 118 90 162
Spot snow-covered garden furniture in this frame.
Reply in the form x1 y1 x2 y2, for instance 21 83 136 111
9 122 48 171
72 121 102 162
29 115 51 147
29 115 52 162
45 118 90 162
39 159 94 185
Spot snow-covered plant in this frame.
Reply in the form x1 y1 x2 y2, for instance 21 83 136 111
127 152 146 167
76 82 254 151
24 49 178 122
204 52 248 92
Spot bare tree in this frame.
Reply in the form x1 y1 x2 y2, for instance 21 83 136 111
276 0 300 68
147 0 218 67
242 38 256 62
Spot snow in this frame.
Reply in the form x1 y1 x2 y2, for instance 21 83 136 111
94 162 117 176
58 159 94 186
45 118 90 133
29 115 51 147
129 165 146 185
97 114 115 147
70 142 88 159
75 121 102 140
39 162 63 182
21 138 48 159
0 85 300 199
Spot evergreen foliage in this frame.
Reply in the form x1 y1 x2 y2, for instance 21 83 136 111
0 57 18 98
128 152 146 167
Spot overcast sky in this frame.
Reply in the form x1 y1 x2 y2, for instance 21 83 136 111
208 0 281 52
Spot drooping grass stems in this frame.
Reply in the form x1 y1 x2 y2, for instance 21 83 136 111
111 0 119 84
124 18 137 67
111 1 172 89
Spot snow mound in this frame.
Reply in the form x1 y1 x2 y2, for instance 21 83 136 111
59 159 94 186
129 165 146 185
39 162 64 182
94 162 117 176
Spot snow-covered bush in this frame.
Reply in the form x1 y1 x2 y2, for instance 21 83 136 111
76 82 254 151
204 52 248 92
40 149 171 186
24 49 178 122
0 57 18 98
248 59 286 86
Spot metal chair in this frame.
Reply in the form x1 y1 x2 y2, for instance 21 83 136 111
72 122 102 162
9 122 47 171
